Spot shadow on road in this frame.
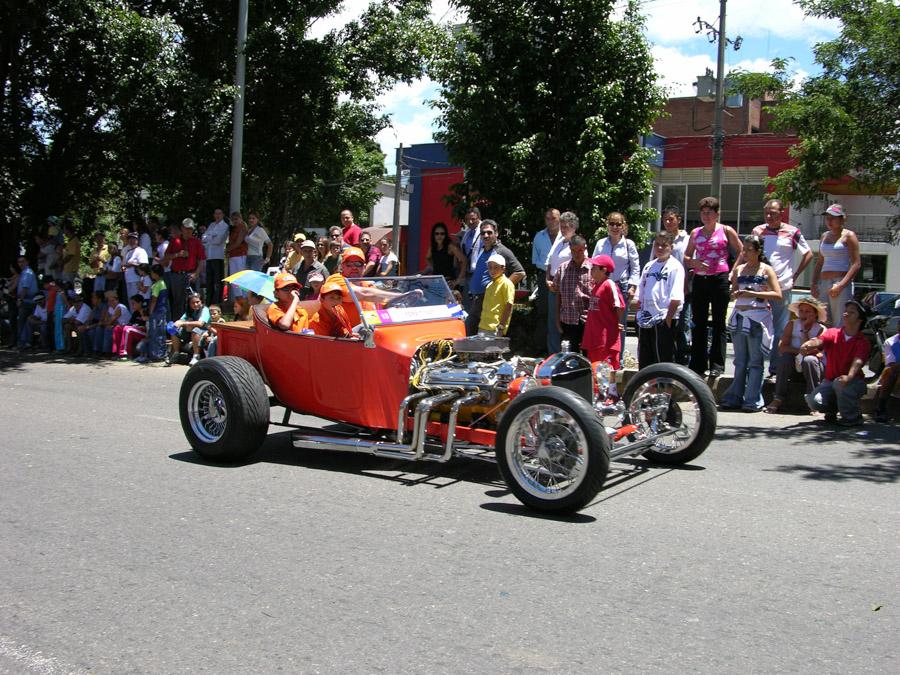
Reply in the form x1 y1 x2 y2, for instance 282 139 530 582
169 430 688 516
0 347 119 371
713 421 900 484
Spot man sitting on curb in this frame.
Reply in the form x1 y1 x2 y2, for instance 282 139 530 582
800 299 871 426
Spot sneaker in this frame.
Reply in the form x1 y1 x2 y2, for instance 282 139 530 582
189 355 200 366
838 416 863 427
163 356 172 367
134 355 148 364
117 355 129 362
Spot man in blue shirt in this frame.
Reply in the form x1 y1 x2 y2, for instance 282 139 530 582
465 220 525 335
531 208 559 355
15 255 39 348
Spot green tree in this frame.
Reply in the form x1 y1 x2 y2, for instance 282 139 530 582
729 1 899 234
432 0 665 257
0 0 443 266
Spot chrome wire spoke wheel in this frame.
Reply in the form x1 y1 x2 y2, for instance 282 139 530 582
505 404 588 500
628 377 701 454
187 380 228 443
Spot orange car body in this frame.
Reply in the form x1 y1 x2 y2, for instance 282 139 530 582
215 309 466 429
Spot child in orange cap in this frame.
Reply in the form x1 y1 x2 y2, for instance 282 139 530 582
310 281 355 337
267 272 309 332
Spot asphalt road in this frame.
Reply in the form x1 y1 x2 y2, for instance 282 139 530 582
1 352 897 674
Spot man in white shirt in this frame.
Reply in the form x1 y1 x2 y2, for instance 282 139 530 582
634 231 685 369
735 199 813 378
204 207 229 305
63 293 93 353
531 208 559 354
122 232 149 300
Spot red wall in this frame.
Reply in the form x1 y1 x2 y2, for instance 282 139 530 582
663 134 799 175
418 168 465 270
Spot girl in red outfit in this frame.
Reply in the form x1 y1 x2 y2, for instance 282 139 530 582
582 254 625 369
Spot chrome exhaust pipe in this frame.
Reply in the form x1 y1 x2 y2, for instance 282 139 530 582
397 391 431 444
414 391 461 459
443 392 488 461
292 433 413 456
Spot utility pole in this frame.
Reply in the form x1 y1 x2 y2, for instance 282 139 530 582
391 143 403 257
695 1 741 202
229 0 249 215
710 0 727 202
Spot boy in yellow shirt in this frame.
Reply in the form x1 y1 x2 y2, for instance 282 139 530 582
478 253 514 336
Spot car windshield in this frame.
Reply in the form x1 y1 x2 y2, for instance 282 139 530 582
344 275 464 327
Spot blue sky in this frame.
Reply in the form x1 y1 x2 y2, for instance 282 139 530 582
311 0 841 175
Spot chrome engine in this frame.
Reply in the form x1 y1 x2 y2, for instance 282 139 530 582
415 335 537 395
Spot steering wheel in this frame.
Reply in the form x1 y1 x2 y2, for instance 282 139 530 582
384 288 425 309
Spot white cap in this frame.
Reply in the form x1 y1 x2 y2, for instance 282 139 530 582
487 253 506 267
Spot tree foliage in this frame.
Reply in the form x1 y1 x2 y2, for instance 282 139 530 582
432 0 665 257
0 0 442 265
729 1 899 233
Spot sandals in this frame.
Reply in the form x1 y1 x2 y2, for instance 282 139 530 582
763 399 782 414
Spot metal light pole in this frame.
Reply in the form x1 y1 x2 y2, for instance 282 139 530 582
229 0 249 215
710 0 728 202
391 143 404 257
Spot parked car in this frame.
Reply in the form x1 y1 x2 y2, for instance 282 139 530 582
178 275 717 514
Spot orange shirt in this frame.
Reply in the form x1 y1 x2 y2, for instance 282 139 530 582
310 305 354 338
266 300 309 333
324 273 375 327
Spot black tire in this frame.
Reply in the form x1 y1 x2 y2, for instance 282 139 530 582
496 386 610 514
179 356 269 462
622 362 717 465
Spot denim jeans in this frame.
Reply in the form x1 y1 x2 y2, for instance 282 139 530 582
722 314 765 410
806 377 867 421
145 314 167 360
817 278 854 328
768 297 789 376
246 254 264 273
675 293 692 366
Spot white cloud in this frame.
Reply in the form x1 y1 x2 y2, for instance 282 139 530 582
643 0 840 47
652 46 810 97
307 0 465 40
376 77 438 110
377 109 441 173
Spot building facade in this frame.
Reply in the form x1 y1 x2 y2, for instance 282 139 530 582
650 95 899 294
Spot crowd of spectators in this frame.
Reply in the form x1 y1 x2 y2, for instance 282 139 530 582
3 199 896 426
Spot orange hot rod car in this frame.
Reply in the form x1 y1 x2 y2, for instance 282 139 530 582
179 276 717 514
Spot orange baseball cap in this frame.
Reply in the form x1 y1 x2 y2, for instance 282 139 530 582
320 281 344 296
342 247 365 263
274 272 300 289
